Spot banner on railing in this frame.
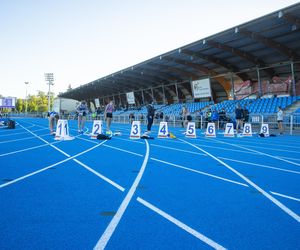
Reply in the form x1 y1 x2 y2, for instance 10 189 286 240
126 92 135 104
191 79 211 98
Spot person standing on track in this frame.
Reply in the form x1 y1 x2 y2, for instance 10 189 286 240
235 103 244 133
104 100 115 133
76 101 88 133
145 101 155 134
48 111 59 135
277 106 284 135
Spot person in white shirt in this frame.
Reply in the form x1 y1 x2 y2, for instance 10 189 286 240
277 106 284 135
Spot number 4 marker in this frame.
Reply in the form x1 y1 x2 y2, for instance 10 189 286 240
158 122 169 138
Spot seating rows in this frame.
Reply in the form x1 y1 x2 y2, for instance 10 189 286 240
112 96 300 116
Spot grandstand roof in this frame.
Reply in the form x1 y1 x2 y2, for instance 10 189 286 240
59 3 300 101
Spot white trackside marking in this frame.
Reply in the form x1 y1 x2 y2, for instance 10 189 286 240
137 197 227 250
180 139 300 223
151 157 249 187
0 142 106 189
73 159 125 192
94 140 150 250
270 192 300 202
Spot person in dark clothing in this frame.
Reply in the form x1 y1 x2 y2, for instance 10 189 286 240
218 108 227 129
235 104 244 132
243 106 250 127
146 102 155 134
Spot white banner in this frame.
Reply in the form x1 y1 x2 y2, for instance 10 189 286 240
191 78 211 98
95 98 100 108
126 92 135 104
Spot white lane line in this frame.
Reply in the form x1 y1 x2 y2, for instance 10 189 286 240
0 142 105 189
0 141 61 157
151 143 207 156
103 144 144 157
270 192 300 202
219 157 300 175
20 124 70 157
73 159 125 192
151 157 249 187
114 137 206 156
180 139 300 223
210 138 300 167
94 140 150 250
231 144 300 154
77 136 144 157
137 197 227 250
280 156 300 162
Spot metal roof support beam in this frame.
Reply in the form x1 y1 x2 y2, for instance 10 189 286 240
238 29 299 60
148 62 199 80
291 62 296 96
279 12 300 29
257 67 262 97
207 40 275 77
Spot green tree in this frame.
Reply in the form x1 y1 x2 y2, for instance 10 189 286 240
16 98 23 112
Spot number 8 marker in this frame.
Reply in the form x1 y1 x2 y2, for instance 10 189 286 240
242 123 252 137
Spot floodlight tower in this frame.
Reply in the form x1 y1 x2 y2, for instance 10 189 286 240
44 73 54 112
24 82 29 113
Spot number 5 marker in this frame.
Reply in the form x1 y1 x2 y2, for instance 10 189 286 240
185 122 196 138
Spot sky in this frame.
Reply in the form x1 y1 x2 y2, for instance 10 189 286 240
0 0 299 99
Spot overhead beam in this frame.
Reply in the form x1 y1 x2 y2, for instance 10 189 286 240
238 28 299 60
182 49 250 81
148 62 200 80
207 40 275 77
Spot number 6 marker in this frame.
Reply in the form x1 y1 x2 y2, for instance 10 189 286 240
205 122 216 137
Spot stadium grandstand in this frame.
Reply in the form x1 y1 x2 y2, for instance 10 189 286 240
58 3 300 132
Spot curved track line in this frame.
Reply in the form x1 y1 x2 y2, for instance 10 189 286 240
137 197 227 250
179 139 300 223
209 138 300 167
0 141 106 189
94 140 150 250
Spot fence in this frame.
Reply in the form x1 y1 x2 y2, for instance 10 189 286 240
6 112 300 135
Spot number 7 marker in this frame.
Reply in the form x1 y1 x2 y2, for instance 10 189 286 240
224 123 235 137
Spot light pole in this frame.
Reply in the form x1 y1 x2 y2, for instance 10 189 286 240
44 73 54 112
25 82 29 113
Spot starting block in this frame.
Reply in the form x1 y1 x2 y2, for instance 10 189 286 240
55 119 74 140
130 121 141 139
90 120 103 139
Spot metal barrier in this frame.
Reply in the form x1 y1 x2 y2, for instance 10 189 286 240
9 112 300 135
